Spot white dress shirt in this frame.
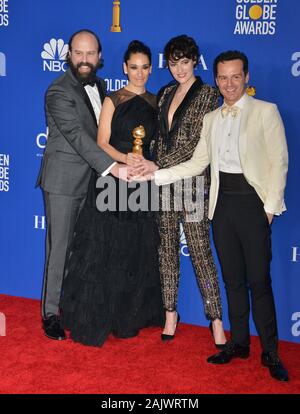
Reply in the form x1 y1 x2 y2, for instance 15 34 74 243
84 84 102 125
84 84 116 176
217 94 247 174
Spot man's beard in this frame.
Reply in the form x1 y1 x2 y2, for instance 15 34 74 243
68 58 100 84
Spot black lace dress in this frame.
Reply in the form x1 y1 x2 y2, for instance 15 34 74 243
60 89 164 346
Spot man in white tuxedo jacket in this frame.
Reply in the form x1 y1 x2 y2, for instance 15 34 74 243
154 51 289 381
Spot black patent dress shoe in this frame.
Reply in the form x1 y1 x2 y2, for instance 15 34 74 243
261 352 289 382
207 342 250 364
43 315 66 340
209 322 227 350
161 313 180 341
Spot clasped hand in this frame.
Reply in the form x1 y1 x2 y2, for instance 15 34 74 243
125 153 157 181
111 153 158 181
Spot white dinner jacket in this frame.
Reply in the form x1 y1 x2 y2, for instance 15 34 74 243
155 94 288 220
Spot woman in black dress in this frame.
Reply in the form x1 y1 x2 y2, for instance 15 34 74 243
60 41 164 346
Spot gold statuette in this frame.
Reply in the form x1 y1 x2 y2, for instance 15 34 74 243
132 125 145 155
110 0 122 32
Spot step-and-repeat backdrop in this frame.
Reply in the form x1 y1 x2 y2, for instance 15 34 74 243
0 0 299 343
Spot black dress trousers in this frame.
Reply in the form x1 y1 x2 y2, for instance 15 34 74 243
212 173 278 352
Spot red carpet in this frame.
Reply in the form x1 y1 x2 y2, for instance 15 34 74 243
0 294 299 394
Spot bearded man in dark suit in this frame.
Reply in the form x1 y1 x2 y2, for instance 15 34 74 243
37 29 124 340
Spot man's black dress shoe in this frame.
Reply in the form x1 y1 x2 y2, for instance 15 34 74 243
43 315 66 340
261 352 289 382
207 342 250 364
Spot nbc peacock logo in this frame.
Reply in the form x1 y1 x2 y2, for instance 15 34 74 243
41 38 68 72
234 0 278 36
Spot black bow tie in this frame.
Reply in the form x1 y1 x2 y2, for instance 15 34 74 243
82 80 96 87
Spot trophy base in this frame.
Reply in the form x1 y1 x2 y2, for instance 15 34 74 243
110 26 122 32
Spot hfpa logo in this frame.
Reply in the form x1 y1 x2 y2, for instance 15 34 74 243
0 52 6 76
41 38 68 72
158 53 208 71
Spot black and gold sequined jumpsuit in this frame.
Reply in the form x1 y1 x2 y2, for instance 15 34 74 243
153 78 222 320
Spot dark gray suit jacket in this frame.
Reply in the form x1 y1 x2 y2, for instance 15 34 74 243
37 68 113 196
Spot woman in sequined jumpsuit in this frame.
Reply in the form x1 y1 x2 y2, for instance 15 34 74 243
137 35 226 346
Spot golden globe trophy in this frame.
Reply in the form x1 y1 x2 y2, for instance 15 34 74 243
110 0 122 32
132 125 145 155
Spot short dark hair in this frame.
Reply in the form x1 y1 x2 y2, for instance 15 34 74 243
123 40 152 64
68 29 102 53
164 35 200 66
213 50 249 78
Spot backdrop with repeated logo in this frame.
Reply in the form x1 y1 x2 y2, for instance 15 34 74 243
0 0 299 343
